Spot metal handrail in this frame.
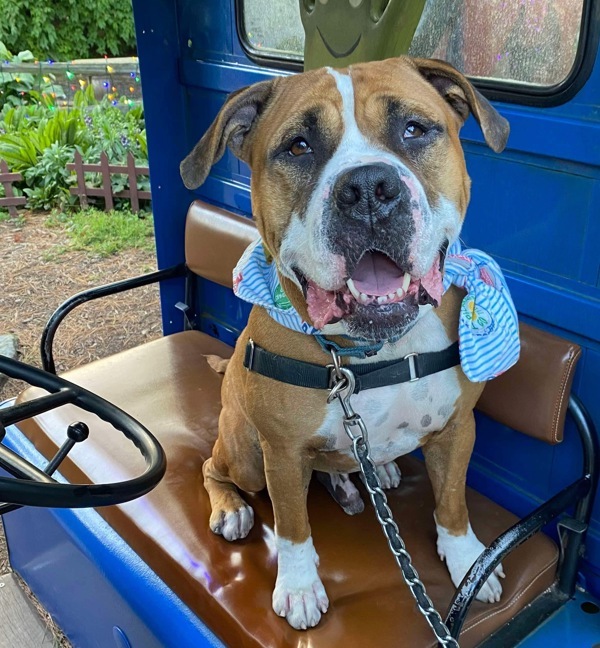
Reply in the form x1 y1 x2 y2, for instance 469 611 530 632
446 394 599 639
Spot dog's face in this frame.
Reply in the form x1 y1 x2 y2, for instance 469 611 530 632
181 57 509 339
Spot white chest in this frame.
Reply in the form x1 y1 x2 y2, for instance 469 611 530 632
317 310 461 466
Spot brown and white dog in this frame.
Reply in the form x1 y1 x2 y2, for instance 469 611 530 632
180 57 510 630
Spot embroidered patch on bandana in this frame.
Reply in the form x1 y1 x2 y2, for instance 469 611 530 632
233 238 520 382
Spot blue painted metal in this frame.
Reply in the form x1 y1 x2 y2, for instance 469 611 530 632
1 419 224 648
4 0 600 644
517 590 600 647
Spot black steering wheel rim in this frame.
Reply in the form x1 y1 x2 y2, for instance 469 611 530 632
0 355 166 508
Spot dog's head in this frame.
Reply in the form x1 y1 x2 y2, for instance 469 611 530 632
181 57 509 340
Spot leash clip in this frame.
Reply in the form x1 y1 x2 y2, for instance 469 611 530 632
404 352 420 382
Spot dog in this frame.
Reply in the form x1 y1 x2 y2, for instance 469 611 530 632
180 56 510 630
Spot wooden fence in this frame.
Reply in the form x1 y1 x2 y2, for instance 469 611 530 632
0 160 26 216
67 151 151 212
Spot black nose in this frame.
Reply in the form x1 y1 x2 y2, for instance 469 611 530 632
334 163 404 220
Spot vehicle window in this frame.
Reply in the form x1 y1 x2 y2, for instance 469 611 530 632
240 0 586 88
242 0 304 61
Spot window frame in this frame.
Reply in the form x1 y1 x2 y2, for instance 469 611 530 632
235 0 600 107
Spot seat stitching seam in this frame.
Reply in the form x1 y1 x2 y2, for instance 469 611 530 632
461 556 557 636
551 347 578 443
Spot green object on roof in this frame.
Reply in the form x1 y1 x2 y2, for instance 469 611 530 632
300 0 427 70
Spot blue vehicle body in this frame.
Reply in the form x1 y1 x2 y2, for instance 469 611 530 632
3 0 600 645
133 0 600 595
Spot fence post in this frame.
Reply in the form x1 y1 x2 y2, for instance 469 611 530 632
0 160 26 217
126 153 140 213
72 151 88 208
100 152 114 211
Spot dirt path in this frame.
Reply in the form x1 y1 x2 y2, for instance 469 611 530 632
0 211 162 646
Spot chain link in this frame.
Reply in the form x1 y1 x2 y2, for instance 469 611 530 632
328 349 460 648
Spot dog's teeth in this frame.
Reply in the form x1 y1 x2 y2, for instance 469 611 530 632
377 296 387 304
396 288 405 298
346 278 361 300
388 293 395 300
359 293 369 303
402 272 411 292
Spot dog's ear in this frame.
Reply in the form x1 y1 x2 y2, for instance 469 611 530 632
412 58 509 153
180 79 276 190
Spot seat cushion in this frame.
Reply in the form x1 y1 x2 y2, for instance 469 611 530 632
15 331 558 647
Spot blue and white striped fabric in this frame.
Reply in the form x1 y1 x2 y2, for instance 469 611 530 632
442 240 520 381
233 238 320 335
233 238 520 382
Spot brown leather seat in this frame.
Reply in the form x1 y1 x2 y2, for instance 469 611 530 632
15 330 558 648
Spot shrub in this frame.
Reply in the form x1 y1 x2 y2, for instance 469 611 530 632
0 88 148 212
0 0 136 61
23 143 75 210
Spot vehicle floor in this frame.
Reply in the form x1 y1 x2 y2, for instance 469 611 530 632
518 589 600 647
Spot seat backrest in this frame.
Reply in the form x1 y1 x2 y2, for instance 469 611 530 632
185 200 257 288
477 322 581 444
185 200 581 445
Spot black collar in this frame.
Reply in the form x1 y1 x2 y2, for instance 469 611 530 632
243 339 460 393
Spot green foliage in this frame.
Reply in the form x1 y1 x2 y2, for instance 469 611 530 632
0 42 66 110
48 208 155 257
0 102 91 170
22 143 75 210
0 1 136 61
0 88 148 212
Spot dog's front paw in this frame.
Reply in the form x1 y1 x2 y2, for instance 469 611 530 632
436 521 505 604
273 535 329 629
209 497 254 541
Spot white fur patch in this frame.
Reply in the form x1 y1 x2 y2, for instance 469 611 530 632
318 308 460 464
272 535 329 629
436 518 505 603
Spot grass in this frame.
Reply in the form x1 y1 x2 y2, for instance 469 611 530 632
46 207 155 257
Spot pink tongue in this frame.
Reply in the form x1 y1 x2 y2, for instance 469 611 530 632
352 252 404 296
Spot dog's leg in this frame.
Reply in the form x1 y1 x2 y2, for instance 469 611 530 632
262 443 329 629
422 409 505 603
203 404 265 541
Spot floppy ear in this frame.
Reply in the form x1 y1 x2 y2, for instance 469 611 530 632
412 58 510 153
180 79 276 190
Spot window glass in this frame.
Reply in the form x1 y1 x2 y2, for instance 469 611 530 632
243 0 304 61
241 0 586 88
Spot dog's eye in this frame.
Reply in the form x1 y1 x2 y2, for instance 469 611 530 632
403 122 427 140
288 138 313 156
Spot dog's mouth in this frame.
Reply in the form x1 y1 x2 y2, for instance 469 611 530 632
297 248 446 332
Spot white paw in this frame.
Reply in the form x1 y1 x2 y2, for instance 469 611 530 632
273 535 329 629
436 521 505 604
361 462 402 489
210 503 254 541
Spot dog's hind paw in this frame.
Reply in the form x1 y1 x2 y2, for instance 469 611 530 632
315 471 364 515
359 461 402 490
209 501 254 541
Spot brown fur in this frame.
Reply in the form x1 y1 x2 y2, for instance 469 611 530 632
185 56 509 622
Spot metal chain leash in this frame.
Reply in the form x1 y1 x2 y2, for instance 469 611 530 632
327 348 460 648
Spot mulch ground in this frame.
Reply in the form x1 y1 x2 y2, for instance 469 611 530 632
0 211 162 646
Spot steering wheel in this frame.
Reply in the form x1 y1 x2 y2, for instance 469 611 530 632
0 355 166 508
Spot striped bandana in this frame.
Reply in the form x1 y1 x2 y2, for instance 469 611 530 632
233 239 520 382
